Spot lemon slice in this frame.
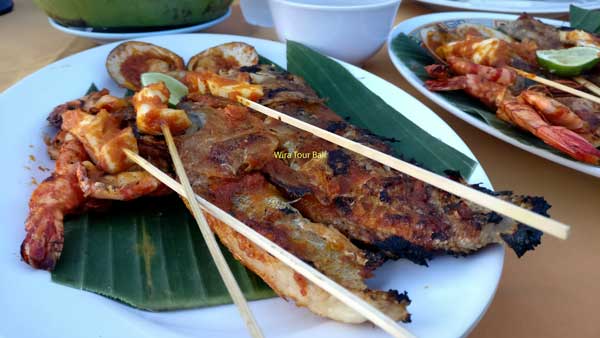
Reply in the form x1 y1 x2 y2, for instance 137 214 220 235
140 72 188 105
536 46 600 77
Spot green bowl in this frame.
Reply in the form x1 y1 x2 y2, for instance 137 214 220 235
33 0 233 31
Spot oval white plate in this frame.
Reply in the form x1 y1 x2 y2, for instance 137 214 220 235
0 34 503 338
415 0 600 16
388 12 600 178
47 8 231 43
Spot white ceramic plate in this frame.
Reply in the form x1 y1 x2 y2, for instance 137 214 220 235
388 12 600 178
415 0 600 16
0 34 503 338
47 8 231 43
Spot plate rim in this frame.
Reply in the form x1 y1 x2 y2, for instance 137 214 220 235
0 32 504 338
47 7 231 41
387 11 600 178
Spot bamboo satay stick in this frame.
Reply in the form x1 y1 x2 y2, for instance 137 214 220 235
123 149 416 338
574 76 600 97
237 97 571 240
159 125 264 338
509 67 600 105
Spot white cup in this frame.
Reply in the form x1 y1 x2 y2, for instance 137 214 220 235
240 0 401 65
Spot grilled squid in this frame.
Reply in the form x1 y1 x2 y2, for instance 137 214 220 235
132 81 191 135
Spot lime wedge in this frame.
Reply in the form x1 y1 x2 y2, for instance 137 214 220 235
536 46 600 77
140 72 189 105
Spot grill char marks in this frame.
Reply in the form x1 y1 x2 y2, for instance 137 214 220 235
328 149 351 176
471 184 547 255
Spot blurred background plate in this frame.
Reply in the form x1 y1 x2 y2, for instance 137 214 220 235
415 0 600 17
387 11 600 177
47 8 231 43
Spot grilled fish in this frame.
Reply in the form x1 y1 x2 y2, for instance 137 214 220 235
224 64 549 265
176 99 411 323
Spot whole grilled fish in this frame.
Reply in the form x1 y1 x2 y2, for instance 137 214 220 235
176 99 411 323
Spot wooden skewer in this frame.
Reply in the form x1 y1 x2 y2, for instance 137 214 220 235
237 97 571 240
508 67 600 105
159 125 265 338
123 148 416 338
574 76 600 97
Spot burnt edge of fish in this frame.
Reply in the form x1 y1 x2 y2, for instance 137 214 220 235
390 290 412 323
472 184 549 257
356 236 434 267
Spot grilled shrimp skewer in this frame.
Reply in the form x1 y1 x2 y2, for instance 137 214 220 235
426 56 517 85
520 90 592 135
22 132 165 270
425 59 600 164
132 81 191 135
21 90 171 270
22 41 264 271
498 98 600 164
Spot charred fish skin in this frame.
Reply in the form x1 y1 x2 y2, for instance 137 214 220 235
175 99 411 323
237 64 550 262
290 177 547 265
472 184 547 257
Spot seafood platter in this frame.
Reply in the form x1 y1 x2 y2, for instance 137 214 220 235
1 15 583 337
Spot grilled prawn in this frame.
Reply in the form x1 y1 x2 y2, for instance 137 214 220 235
21 134 88 270
21 90 171 270
425 59 600 164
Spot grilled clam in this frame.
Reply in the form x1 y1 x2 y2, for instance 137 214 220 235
106 41 185 90
187 42 259 73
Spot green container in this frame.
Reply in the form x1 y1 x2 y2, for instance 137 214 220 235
33 0 232 31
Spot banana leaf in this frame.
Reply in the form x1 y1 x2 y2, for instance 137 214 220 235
390 33 571 159
286 40 477 177
570 5 600 34
52 196 275 311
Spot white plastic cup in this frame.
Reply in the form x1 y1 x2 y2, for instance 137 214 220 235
239 0 401 65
